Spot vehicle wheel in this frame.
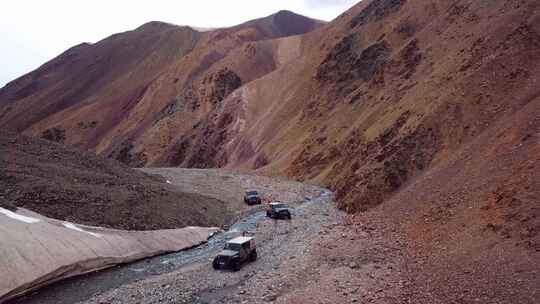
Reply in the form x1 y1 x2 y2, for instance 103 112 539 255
266 211 271 217
232 260 241 271
287 213 292 220
249 250 258 262
212 259 220 270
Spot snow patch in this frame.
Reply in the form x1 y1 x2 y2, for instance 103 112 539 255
63 222 102 238
0 208 41 224
166 180 172 184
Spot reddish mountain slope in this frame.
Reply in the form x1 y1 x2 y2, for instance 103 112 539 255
378 95 540 303
141 1 540 301
0 11 324 165
0 22 200 137
145 0 539 211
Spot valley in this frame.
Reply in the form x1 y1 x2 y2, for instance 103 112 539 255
0 0 539 303
9 169 402 304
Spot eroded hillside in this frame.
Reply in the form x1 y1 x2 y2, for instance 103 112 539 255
0 10 324 167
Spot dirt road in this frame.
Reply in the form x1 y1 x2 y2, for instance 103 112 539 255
9 169 404 304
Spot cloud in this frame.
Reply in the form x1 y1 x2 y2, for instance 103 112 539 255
303 0 359 10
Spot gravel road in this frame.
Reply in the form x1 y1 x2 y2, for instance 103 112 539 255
77 190 338 304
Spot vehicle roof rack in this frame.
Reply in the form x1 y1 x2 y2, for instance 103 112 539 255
227 236 253 244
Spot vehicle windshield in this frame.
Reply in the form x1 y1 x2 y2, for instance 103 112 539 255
272 203 288 209
224 243 242 251
246 191 258 196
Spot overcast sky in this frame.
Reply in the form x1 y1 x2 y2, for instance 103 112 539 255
0 0 359 88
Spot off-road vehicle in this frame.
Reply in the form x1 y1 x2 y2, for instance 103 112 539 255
212 236 257 271
266 202 292 220
244 190 262 205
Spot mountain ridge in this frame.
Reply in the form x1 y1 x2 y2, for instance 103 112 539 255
0 10 323 162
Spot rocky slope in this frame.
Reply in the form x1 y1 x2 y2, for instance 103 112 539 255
380 92 540 303
0 131 230 230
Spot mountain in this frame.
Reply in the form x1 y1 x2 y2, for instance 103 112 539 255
1 1 539 302
0 11 324 167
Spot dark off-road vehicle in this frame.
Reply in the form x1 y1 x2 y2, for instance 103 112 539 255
266 202 292 220
244 190 262 205
213 237 257 271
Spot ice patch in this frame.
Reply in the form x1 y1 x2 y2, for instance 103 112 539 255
63 222 102 238
0 208 41 224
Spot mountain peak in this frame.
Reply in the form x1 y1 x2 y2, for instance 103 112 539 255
136 21 183 32
274 10 296 16
237 9 325 39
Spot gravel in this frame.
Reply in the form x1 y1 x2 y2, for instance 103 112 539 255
9 169 406 304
